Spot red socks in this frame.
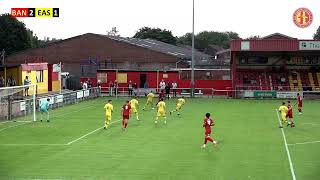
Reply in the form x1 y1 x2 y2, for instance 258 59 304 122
204 137 213 144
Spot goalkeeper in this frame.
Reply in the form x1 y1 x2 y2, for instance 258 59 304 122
40 98 50 122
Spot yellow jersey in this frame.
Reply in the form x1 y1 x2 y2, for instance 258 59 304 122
157 101 166 112
104 103 113 116
177 98 185 105
130 99 139 109
147 93 155 100
279 105 288 115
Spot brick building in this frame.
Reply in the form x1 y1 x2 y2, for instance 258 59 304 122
6 33 211 78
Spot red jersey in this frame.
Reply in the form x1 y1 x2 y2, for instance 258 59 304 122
203 118 214 134
159 92 165 100
297 95 303 105
287 104 292 115
122 104 131 116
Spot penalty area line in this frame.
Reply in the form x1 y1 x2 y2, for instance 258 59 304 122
0 121 31 133
288 140 320 146
275 109 297 180
0 120 121 146
66 120 121 145
0 143 67 146
0 105 96 133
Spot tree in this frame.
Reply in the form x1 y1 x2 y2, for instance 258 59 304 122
245 35 262 40
313 26 320 40
177 33 192 45
178 31 240 51
133 27 177 45
0 13 32 55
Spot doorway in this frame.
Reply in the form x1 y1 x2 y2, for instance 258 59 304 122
140 74 147 88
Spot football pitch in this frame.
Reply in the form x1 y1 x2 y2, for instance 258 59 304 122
0 97 319 180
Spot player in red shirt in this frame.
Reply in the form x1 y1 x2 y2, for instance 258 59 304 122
158 90 165 104
286 101 295 128
202 113 218 148
297 93 303 115
121 100 131 130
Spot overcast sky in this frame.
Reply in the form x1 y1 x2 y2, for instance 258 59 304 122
1 0 319 40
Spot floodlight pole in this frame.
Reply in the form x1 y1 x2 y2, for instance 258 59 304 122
191 0 195 97
33 84 36 122
59 62 62 94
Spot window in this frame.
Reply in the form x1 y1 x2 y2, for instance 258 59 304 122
97 73 107 83
117 73 127 83
36 70 44 83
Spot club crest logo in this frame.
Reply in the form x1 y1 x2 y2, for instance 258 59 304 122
293 8 313 28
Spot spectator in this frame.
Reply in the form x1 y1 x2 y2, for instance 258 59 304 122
128 81 133 96
109 81 114 96
278 86 283 91
144 81 148 89
23 76 31 96
172 81 177 97
97 80 101 88
159 79 166 92
280 77 286 85
113 80 118 95
0 76 4 87
97 80 101 93
82 81 88 90
165 82 171 99
7 76 11 87
87 79 92 89
10 76 16 86
133 82 138 96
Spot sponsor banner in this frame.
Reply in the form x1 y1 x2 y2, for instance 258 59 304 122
55 95 63 103
84 90 90 97
20 101 26 111
244 90 254 98
276 92 300 99
253 91 276 98
77 91 84 99
299 41 320 50
303 91 320 99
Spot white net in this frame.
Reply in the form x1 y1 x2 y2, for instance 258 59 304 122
0 84 36 122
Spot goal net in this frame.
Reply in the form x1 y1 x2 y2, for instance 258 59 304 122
0 84 36 122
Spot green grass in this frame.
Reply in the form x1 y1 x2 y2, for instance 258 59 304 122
0 97 319 180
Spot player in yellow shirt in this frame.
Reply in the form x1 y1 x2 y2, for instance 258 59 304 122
170 96 185 116
104 100 113 129
278 102 289 128
143 91 155 110
130 96 140 120
155 98 167 124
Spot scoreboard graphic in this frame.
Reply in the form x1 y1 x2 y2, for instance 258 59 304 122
11 8 59 17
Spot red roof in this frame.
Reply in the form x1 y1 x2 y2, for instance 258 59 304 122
231 33 301 52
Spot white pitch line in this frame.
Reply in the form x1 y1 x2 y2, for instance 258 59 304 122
0 143 67 146
0 105 96 133
67 120 121 145
0 121 31 132
0 121 10 124
288 140 320 146
15 120 32 123
275 109 297 180
301 122 319 126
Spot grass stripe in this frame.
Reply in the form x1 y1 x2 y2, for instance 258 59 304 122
67 120 121 145
275 109 297 180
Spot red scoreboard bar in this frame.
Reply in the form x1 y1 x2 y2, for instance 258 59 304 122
11 8 29 17
11 8 59 18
